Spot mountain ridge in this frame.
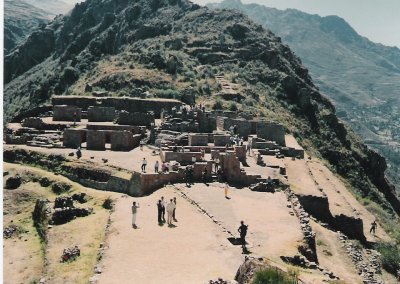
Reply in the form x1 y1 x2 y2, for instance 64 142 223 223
209 0 400 188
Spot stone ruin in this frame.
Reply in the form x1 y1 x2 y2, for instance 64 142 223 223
4 93 305 195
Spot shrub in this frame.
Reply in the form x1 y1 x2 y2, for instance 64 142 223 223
155 89 180 99
228 102 238 111
103 197 114 210
375 243 400 275
252 267 298 284
51 182 71 195
212 99 223 110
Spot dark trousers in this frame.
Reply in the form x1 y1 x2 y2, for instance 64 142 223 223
158 209 162 223
161 208 165 221
141 164 146 172
240 234 246 247
155 167 159 173
172 208 176 220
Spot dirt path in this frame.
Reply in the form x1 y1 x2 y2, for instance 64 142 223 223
96 185 243 284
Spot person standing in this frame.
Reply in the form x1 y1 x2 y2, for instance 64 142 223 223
224 183 229 199
131 201 140 229
155 160 159 173
141 158 147 173
160 196 166 222
166 199 175 225
214 156 220 172
202 167 208 184
238 221 248 250
140 140 145 150
370 220 377 234
172 197 177 222
157 200 162 224
76 147 82 159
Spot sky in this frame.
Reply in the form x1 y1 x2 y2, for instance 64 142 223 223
193 0 400 48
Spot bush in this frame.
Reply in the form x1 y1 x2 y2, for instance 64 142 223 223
103 197 114 210
51 182 72 195
155 89 180 99
228 102 238 111
212 99 223 110
252 267 298 284
375 243 400 275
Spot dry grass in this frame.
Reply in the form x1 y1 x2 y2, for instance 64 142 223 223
3 163 121 284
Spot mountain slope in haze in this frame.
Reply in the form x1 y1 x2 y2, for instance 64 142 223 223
4 0 52 53
209 0 400 187
24 0 80 15
4 0 81 54
4 0 400 220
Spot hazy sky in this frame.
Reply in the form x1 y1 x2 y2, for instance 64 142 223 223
193 0 400 48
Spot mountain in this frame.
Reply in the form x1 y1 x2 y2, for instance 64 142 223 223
4 0 399 215
24 0 79 15
4 0 52 53
3 0 400 280
4 0 81 54
208 0 400 187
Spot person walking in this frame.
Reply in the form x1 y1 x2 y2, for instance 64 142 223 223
238 221 248 250
155 160 159 173
131 201 140 229
160 196 166 222
157 199 162 224
141 158 147 172
370 220 377 234
166 199 176 225
172 197 177 222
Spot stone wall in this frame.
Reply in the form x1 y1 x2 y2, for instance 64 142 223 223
188 134 209 146
116 111 155 128
52 96 183 118
63 129 86 148
217 117 252 138
257 122 286 146
110 131 140 151
53 105 82 122
213 134 230 146
86 130 106 150
87 124 144 135
161 151 203 165
87 106 115 122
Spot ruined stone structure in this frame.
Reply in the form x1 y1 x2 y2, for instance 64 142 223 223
86 130 106 151
217 116 252 138
63 129 86 148
52 96 182 118
116 111 155 128
257 121 286 146
87 106 115 122
111 131 141 151
188 133 209 146
53 105 82 122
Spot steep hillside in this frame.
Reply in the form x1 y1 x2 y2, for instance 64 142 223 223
4 0 399 218
209 0 400 187
4 0 52 53
24 0 79 15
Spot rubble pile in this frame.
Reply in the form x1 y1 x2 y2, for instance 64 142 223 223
3 225 21 239
249 182 275 193
61 245 81 262
338 233 384 284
